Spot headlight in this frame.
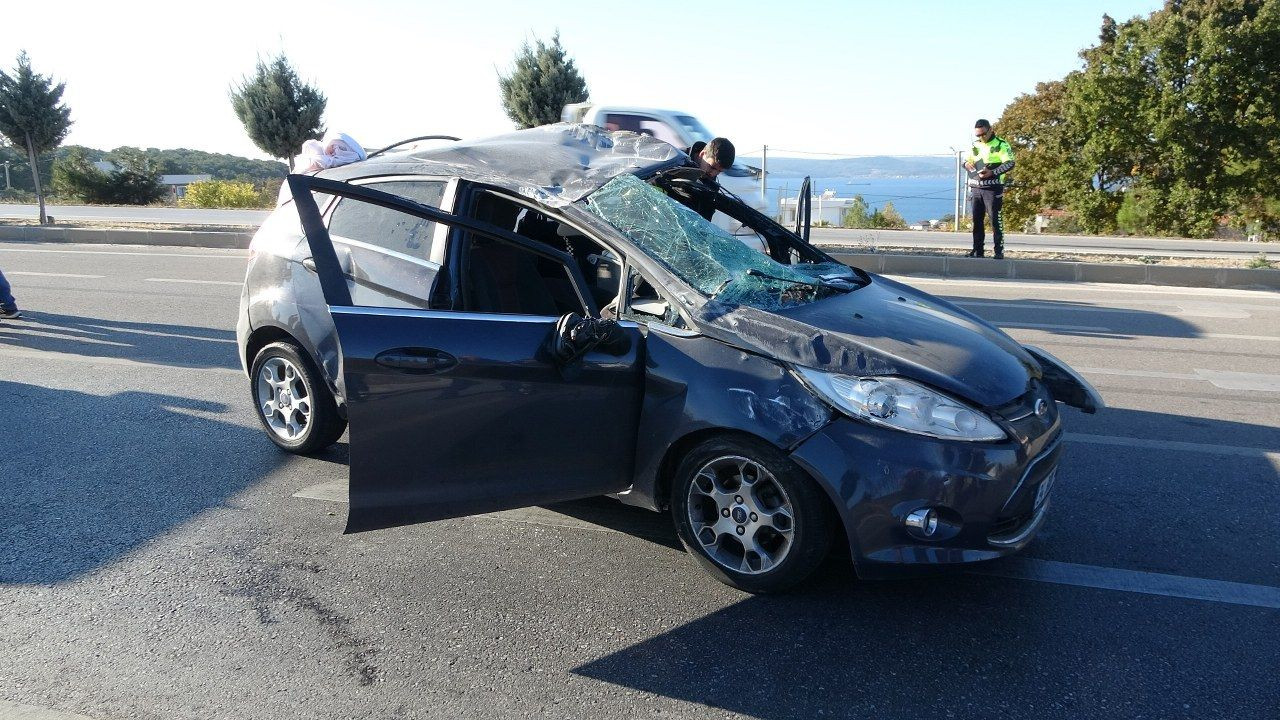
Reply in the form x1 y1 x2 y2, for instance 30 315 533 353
793 368 1006 441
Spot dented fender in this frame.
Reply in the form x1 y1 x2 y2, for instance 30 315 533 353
618 324 833 510
1022 345 1105 414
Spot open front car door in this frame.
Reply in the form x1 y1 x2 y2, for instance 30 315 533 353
288 175 645 532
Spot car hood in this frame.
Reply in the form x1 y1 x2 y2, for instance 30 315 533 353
690 274 1038 408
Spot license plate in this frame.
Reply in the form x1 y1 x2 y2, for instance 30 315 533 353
1034 469 1057 508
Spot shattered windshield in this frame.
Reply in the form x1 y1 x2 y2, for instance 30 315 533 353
584 174 854 310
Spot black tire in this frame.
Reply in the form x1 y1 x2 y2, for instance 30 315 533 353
670 435 835 593
249 341 346 455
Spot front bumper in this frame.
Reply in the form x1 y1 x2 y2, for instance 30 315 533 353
789 399 1062 577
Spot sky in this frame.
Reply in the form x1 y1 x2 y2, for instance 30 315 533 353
4 0 1165 161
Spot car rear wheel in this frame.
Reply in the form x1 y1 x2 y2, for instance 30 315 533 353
250 341 346 454
671 436 834 593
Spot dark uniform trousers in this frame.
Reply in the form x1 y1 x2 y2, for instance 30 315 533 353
970 187 1004 256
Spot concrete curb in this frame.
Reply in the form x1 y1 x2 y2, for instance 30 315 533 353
0 224 253 249
2 225 1276 291
830 252 1280 291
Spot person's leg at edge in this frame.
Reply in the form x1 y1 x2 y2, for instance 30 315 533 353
990 190 1005 259
0 268 20 318
970 191 986 257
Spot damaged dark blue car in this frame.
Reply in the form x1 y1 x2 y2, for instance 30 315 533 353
235 125 1103 593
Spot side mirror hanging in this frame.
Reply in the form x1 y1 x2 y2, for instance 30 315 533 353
544 313 631 374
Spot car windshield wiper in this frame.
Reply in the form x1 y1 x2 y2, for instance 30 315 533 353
745 268 819 288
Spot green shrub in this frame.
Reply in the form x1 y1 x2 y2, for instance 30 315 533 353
51 147 165 204
180 180 264 208
1116 187 1160 235
1246 253 1275 270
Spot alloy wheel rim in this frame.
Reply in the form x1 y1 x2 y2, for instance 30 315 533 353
256 356 312 441
687 455 795 575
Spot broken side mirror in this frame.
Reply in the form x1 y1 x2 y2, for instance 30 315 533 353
545 312 632 369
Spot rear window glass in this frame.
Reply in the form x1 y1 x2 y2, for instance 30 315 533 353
328 181 446 262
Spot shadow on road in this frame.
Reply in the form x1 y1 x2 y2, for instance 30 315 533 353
560 402 1278 718
948 297 1204 340
0 311 238 371
571 564 1276 719
0 379 287 584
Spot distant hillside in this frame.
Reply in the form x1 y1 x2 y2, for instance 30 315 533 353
739 155 953 179
0 145 285 195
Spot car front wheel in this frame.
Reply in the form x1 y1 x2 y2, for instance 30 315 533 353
671 436 835 593
250 341 346 454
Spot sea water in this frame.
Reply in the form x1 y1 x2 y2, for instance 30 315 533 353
764 176 957 224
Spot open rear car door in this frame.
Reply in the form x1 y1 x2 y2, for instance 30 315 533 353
288 175 645 532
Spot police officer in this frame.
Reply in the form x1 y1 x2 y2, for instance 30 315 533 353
964 119 1015 258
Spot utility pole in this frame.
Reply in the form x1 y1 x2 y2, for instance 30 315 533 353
761 144 768 212
2 161 9 191
952 150 962 232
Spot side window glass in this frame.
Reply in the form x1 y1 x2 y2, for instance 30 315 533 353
320 197 443 310
621 266 681 327
463 235 586 317
328 181 446 262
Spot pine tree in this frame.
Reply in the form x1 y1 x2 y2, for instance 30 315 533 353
0 52 73 225
230 55 326 168
498 33 589 128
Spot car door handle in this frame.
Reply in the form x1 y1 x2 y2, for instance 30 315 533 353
303 256 354 276
374 348 458 374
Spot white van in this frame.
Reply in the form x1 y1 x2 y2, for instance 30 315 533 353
561 104 766 217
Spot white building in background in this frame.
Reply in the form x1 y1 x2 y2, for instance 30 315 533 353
157 174 212 199
91 161 211 199
777 189 851 226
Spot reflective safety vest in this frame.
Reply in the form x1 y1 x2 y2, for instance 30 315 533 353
966 135 1015 188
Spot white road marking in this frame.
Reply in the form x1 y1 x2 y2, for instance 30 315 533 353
0 346 243 375
0 326 131 347
1077 367 1197 381
1075 366 1280 391
961 300 1141 315
960 299 1254 319
1203 333 1280 342
1066 432 1280 462
79 323 237 344
144 278 242 286
8 270 105 279
292 479 1279 608
999 322 1113 332
969 558 1280 610
894 275 1280 300
1008 328 1280 344
292 480 347 503
0 246 246 259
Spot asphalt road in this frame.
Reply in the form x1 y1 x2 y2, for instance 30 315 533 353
2 203 1276 259
1 241 1278 720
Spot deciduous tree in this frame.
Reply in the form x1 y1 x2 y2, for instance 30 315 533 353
997 1 1280 237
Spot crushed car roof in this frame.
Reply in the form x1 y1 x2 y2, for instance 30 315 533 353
318 123 686 207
